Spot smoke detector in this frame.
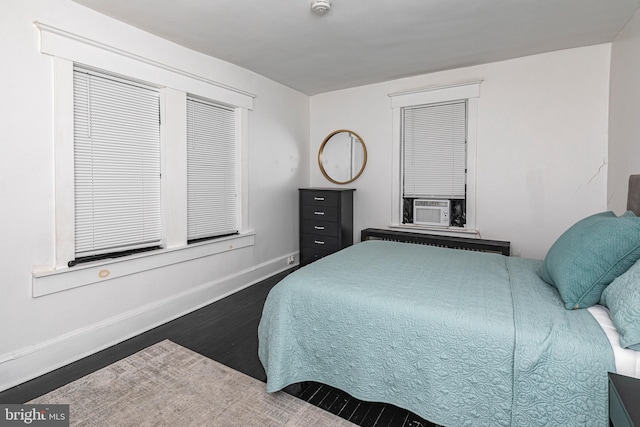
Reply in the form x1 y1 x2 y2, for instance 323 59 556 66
310 0 331 15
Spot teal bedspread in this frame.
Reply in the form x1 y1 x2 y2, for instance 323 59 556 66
258 241 615 426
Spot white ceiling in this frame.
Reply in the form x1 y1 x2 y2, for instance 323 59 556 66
72 0 640 95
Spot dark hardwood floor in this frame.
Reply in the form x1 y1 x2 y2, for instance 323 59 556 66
0 268 435 427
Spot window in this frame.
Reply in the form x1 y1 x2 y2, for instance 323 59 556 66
68 67 245 266
402 100 467 227
390 81 480 231
72 67 162 264
187 97 238 242
37 24 256 295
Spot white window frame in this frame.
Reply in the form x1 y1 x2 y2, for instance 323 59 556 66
389 81 480 234
34 22 254 296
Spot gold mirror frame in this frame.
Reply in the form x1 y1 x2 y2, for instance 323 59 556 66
318 130 368 185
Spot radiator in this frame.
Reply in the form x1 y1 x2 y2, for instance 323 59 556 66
360 228 510 256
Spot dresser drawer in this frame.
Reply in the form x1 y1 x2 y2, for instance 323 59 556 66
300 247 334 265
301 190 339 207
301 219 339 237
301 205 338 221
301 234 339 251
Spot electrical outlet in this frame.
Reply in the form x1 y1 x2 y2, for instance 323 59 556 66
287 255 295 265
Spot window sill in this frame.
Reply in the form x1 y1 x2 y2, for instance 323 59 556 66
389 223 481 237
32 232 256 297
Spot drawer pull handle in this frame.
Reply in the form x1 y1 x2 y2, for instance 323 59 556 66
314 240 325 245
314 225 325 230
314 197 325 201
314 211 325 216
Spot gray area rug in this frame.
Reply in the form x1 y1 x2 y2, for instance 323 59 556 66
30 340 355 426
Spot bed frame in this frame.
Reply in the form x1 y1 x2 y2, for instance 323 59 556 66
360 228 511 256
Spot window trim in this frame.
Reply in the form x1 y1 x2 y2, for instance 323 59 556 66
33 232 256 297
40 22 254 295
36 22 254 109
389 81 481 234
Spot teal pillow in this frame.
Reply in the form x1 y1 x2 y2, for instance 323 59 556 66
601 259 640 350
539 211 640 310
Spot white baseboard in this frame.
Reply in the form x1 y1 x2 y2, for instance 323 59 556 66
0 253 298 393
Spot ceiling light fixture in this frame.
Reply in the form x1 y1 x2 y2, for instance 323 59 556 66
310 0 331 16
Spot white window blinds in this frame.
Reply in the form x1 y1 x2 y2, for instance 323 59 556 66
403 101 467 198
187 97 237 241
73 67 162 257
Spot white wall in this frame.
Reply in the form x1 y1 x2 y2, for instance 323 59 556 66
310 45 611 259
609 8 640 213
0 0 309 391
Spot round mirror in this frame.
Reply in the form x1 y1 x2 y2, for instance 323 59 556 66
318 130 367 185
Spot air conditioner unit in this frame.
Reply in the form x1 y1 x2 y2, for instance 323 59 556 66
413 199 450 226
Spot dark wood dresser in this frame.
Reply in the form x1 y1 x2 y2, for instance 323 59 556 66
299 188 355 266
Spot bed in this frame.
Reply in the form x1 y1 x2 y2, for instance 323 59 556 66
258 178 640 427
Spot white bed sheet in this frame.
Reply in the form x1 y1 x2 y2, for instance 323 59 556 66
588 305 640 378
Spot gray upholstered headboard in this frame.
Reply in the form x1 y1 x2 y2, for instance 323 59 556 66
628 175 640 216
